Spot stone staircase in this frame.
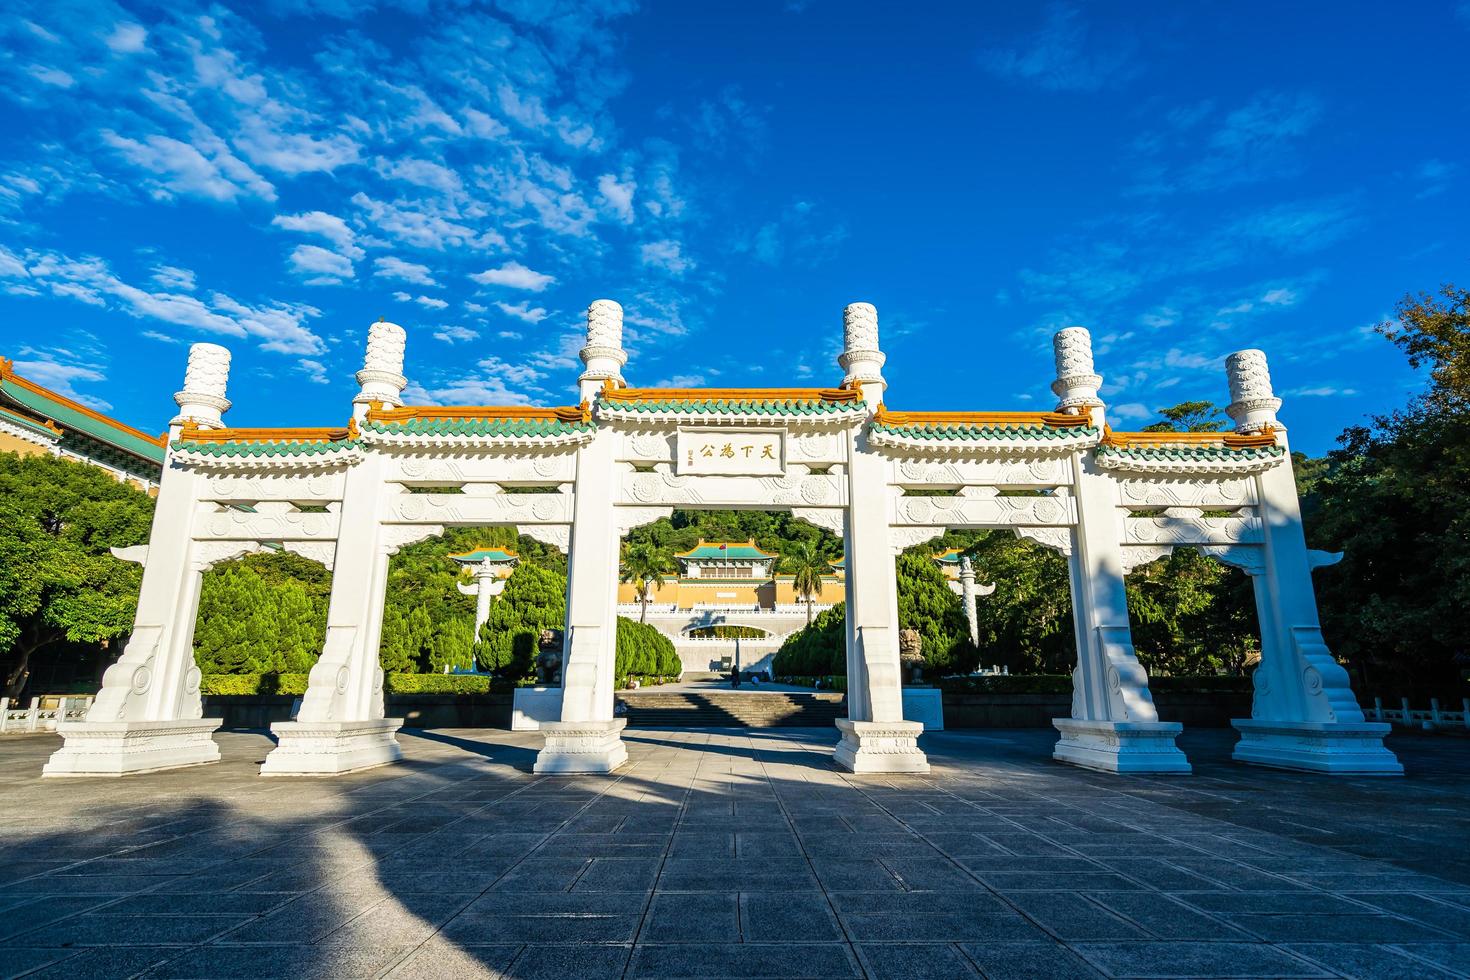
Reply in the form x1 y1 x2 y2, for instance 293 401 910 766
618 691 846 728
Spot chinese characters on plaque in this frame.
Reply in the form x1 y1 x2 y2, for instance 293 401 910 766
675 429 785 476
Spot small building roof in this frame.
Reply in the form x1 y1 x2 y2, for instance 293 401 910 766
0 357 166 466
933 548 965 564
675 539 779 560
449 547 520 565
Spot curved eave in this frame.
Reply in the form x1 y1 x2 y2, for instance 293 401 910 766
595 397 867 427
358 423 596 450
868 423 1101 455
1094 444 1285 475
171 440 364 470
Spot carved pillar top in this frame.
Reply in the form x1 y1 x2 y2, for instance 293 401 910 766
172 343 232 429
355 320 408 411
1050 326 1103 417
580 299 627 398
838 302 886 403
1225 348 1282 434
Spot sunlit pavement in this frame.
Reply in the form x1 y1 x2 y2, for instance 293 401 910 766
1 726 1468 979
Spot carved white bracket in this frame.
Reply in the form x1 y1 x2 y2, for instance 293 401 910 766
889 525 944 556
1015 526 1073 557
283 541 337 571
518 524 569 553
380 524 445 556
110 545 149 565
1308 549 1344 570
791 507 845 536
1120 544 1174 574
616 506 674 537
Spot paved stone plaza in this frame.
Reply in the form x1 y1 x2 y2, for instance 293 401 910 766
2 728 1468 979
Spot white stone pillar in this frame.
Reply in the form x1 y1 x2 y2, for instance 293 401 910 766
261 454 404 775
1225 351 1401 773
262 324 409 775
1048 327 1190 774
44 344 233 777
578 300 626 403
835 303 927 773
353 320 408 420
457 561 506 637
959 558 980 647
535 303 628 773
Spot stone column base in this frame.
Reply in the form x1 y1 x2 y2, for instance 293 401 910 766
833 719 929 774
1052 718 1191 774
534 719 628 774
260 718 403 776
42 719 222 777
1232 719 1402 775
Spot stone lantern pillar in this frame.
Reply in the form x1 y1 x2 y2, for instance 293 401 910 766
1225 350 1400 773
353 320 407 420
458 560 510 637
578 300 626 403
44 344 235 776
835 302 928 772
1049 326 1189 773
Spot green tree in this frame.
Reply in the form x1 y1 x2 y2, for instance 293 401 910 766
1142 400 1227 433
0 453 153 698
782 539 830 625
194 552 329 676
1126 549 1257 676
619 541 671 623
477 562 567 678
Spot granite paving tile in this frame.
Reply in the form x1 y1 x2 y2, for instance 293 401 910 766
628 942 861 978
958 940 1107 979
1070 940 1332 978
1282 942 1466 979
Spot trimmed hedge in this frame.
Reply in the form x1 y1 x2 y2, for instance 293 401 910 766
200 673 513 696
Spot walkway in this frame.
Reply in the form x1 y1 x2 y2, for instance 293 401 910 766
1 728 1468 978
637 678 823 694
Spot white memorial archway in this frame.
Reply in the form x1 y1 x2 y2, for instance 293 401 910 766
42 302 1402 778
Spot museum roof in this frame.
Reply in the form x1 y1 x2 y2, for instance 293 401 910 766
597 384 866 419
868 407 1097 443
675 539 780 560
933 547 965 563
1096 427 1284 461
0 404 61 441
449 547 520 564
0 357 167 464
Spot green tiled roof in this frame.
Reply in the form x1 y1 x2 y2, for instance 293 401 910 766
172 440 358 459
363 417 595 437
450 548 519 564
871 421 1099 442
0 405 60 441
1096 443 1285 462
1 372 165 464
600 397 864 416
677 542 778 560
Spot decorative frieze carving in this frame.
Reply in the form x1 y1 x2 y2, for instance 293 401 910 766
1015 526 1073 556
283 541 338 571
386 492 574 525
1117 478 1253 509
894 494 1076 528
197 509 340 542
1125 515 1260 546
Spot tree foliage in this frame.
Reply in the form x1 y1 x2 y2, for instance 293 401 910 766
782 539 830 626
619 541 671 622
615 616 680 680
0 453 153 697
194 553 329 675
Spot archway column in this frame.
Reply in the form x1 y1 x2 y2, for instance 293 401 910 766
534 302 627 773
1049 328 1189 774
43 344 234 777
260 454 411 775
833 304 928 773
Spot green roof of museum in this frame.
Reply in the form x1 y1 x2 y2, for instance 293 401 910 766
1 357 167 465
675 540 779 560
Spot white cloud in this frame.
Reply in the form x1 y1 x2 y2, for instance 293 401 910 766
104 22 148 53
152 266 196 291
352 192 506 252
0 246 323 355
414 295 449 309
979 4 1139 93
495 300 548 324
1261 288 1297 306
640 240 691 275
597 173 636 223
1285 385 1357 397
464 301 488 313
1109 402 1151 420
102 131 275 203
372 256 437 286
297 358 331 384
11 349 111 410
470 260 554 292
28 65 76 88
433 325 479 343
271 211 363 259
289 244 354 281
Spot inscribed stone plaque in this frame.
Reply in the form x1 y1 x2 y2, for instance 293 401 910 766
676 429 785 476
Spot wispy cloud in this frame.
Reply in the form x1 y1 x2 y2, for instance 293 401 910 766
979 4 1140 92
372 256 437 287
470 261 555 292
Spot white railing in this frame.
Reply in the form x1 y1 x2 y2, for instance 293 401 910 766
1366 697 1470 730
0 696 94 734
675 636 784 647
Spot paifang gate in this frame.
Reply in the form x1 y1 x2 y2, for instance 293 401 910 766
42 301 1403 779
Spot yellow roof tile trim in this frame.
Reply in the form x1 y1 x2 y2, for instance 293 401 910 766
603 383 860 404
873 406 1093 429
1101 426 1278 450
178 420 359 444
366 401 592 423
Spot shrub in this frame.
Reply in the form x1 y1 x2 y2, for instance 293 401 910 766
385 673 506 694
200 673 310 696
615 616 680 682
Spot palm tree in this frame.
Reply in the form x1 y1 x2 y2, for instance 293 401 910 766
784 540 831 626
620 542 672 623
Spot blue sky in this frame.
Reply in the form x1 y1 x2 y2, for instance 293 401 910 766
0 1 1465 454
